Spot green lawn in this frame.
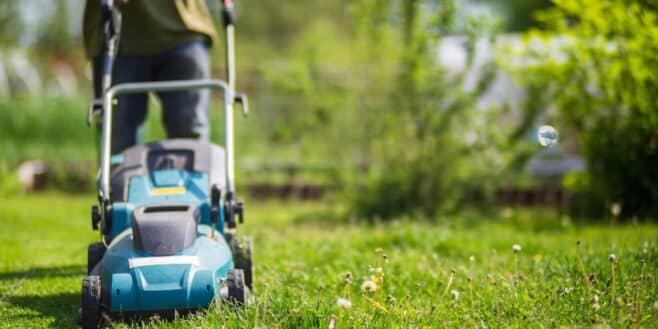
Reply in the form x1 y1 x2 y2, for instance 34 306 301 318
0 194 656 328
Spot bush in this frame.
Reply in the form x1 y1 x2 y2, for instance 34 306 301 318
507 0 658 218
347 0 515 219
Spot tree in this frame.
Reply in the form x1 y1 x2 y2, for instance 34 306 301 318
507 0 658 218
0 0 22 47
348 0 509 219
488 0 553 31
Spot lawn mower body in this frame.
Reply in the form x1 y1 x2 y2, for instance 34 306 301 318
99 225 233 313
91 140 233 313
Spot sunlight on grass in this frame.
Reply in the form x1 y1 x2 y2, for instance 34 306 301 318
0 194 656 328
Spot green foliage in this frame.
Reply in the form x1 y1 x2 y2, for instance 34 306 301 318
34 1 76 54
0 0 22 47
347 0 513 219
485 0 554 31
507 0 658 218
0 163 22 195
0 96 96 166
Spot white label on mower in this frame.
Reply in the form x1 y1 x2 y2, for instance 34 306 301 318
128 256 200 268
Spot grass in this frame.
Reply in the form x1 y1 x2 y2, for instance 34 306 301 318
0 194 656 328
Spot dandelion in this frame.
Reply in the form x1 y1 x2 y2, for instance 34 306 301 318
608 253 616 263
469 255 475 262
610 202 622 217
575 240 593 302
451 290 460 301
370 275 380 284
343 272 352 286
327 315 336 329
386 295 396 307
615 297 624 307
512 244 522 285
444 268 456 295
361 280 377 293
592 294 600 311
609 254 617 315
337 298 352 309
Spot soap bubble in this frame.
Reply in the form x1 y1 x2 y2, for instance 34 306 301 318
537 125 558 147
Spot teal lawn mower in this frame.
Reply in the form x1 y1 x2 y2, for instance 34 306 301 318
78 1 252 327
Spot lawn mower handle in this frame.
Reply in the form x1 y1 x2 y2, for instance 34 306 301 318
88 0 121 126
99 79 248 205
97 0 246 225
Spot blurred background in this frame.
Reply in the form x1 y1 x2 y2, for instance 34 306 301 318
1 0 656 221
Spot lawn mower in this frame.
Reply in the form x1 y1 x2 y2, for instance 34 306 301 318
78 0 252 327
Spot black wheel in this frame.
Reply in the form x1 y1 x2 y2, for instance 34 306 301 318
87 243 106 274
229 236 253 290
226 269 248 306
79 275 102 329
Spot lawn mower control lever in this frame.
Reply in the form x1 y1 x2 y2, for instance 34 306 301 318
223 192 244 229
210 185 221 225
91 196 112 239
234 92 249 117
236 200 244 223
91 205 101 230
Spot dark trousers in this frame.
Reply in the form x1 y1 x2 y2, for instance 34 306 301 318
93 41 210 155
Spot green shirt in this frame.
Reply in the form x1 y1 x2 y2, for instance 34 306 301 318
83 0 218 58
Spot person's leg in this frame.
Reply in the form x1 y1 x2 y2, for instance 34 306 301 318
92 55 150 154
152 41 210 141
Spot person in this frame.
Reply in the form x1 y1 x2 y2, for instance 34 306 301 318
83 0 218 154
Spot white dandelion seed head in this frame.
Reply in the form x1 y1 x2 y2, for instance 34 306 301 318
469 255 475 262
512 244 522 253
610 203 622 217
361 280 378 293
608 254 617 263
343 272 353 285
451 290 460 300
337 298 352 309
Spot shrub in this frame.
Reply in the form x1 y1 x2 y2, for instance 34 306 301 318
507 0 658 218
